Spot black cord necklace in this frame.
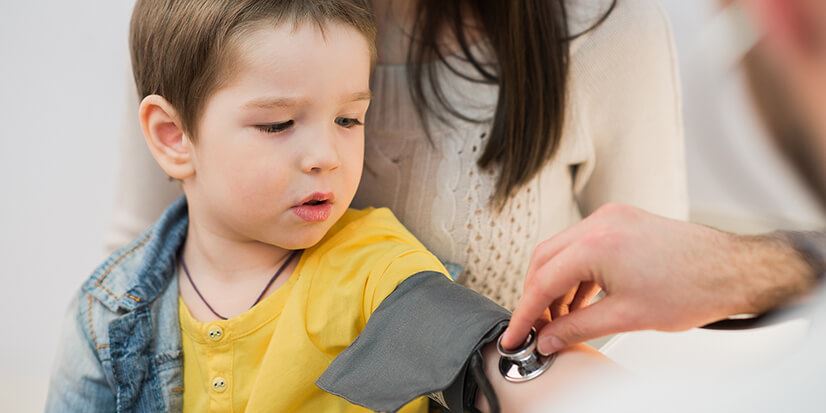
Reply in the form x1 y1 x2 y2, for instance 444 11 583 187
180 249 300 320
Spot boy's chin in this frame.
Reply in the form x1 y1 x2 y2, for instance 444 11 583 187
272 228 330 251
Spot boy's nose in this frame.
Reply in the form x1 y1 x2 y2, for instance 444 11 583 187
300 134 341 174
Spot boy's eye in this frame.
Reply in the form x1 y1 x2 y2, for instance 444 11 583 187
256 120 294 134
335 117 363 128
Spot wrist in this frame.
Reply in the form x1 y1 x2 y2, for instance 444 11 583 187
779 231 826 281
731 232 816 315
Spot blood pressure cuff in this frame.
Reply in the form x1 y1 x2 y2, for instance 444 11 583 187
316 271 511 412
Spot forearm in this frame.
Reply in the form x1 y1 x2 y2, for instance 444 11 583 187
474 342 620 412
733 231 823 315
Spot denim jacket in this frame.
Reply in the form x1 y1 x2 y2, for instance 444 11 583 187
46 197 189 412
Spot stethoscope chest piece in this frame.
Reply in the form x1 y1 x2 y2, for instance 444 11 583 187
496 327 556 382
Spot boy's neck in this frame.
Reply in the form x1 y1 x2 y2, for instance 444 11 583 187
178 215 298 322
182 218 292 282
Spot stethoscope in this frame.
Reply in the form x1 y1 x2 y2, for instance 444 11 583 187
496 327 555 383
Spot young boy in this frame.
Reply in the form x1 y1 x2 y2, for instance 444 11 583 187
46 1 610 412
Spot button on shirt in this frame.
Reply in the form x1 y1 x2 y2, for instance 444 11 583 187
178 208 448 412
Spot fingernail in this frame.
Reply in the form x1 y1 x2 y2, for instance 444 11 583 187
538 335 564 356
501 332 516 349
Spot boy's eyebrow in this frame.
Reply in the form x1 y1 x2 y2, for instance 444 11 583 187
346 90 372 102
244 96 308 110
243 91 372 110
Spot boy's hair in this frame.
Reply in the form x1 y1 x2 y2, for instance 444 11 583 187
129 0 376 140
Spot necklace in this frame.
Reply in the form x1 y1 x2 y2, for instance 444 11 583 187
180 249 300 320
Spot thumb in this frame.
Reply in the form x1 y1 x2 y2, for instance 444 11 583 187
535 297 626 355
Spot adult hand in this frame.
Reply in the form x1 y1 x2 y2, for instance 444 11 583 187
547 282 602 320
501 204 814 355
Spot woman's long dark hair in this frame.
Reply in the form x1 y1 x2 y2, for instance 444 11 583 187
408 0 616 210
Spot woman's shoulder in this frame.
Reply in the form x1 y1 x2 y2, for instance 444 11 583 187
564 0 680 125
567 0 674 62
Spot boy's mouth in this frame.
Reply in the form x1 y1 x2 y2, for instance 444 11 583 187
296 192 335 206
292 192 335 222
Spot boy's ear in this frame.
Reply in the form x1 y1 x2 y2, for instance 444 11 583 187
138 95 195 180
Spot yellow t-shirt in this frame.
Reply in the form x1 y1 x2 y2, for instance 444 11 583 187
179 208 449 412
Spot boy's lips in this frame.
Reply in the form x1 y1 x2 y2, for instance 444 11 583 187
292 192 334 222
295 192 335 206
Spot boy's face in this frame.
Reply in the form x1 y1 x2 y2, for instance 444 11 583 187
185 22 371 249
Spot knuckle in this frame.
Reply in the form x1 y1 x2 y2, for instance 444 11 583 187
596 202 639 221
531 239 552 259
611 304 644 331
522 271 538 290
560 320 587 343
522 271 534 289
581 229 612 249
534 280 558 302
581 227 628 253
596 202 624 217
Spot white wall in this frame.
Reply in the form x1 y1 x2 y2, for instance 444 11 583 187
1 1 824 412
660 0 826 232
0 1 134 411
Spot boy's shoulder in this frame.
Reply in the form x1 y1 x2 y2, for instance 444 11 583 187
313 207 431 259
81 228 154 312
81 197 188 313
303 207 450 323
305 206 448 286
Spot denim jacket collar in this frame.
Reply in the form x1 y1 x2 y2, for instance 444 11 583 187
83 196 189 313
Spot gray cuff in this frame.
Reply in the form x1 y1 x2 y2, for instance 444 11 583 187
316 271 511 412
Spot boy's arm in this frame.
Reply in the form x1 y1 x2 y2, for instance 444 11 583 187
45 294 116 412
317 271 618 412
318 271 508 411
475 342 619 412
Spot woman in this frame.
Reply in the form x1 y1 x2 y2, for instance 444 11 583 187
108 0 686 313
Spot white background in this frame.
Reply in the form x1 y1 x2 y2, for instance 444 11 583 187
1 1 133 411
1 1 823 411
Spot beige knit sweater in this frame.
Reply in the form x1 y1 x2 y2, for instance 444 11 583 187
107 0 687 310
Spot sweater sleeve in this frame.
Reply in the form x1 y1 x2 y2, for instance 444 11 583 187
104 73 182 254
572 0 689 221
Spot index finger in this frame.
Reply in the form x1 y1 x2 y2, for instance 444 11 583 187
523 215 599 288
502 246 595 349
